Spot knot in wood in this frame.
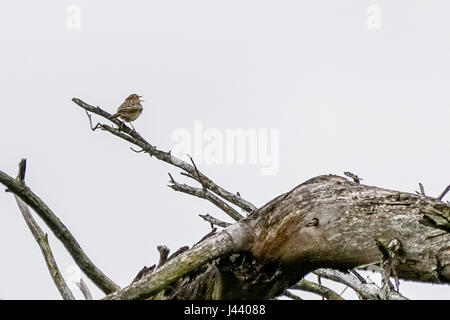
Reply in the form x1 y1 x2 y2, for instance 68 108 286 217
305 218 319 227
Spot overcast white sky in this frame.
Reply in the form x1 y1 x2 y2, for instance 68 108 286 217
0 1 449 299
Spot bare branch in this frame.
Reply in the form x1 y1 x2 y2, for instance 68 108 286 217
377 238 403 298
76 279 93 300
0 162 119 294
104 223 252 300
169 181 244 221
14 197 75 300
344 171 362 184
130 147 146 153
17 158 27 183
313 268 408 300
187 155 207 191
180 172 197 181
438 185 450 200
157 245 170 268
167 173 176 184
350 269 367 284
13 159 75 300
199 214 232 228
291 278 344 300
72 98 257 214
282 290 303 300
168 173 240 223
419 183 426 196
84 110 102 131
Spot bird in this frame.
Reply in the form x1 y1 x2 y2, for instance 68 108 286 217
110 94 144 131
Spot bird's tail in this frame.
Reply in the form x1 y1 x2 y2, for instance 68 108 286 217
109 113 120 120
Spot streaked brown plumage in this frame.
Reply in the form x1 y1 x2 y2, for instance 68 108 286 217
110 94 144 130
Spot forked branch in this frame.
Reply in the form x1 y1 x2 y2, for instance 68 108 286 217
0 160 119 294
72 98 257 214
13 160 75 300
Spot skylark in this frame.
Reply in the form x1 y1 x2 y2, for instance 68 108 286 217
110 94 144 131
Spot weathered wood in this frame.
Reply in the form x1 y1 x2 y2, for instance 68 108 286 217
0 168 120 294
72 97 257 214
106 175 450 299
249 175 450 284
104 222 253 300
14 195 75 300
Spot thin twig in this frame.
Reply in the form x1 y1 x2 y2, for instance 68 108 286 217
17 158 26 183
15 198 75 300
350 270 367 284
85 111 101 131
438 185 450 200
314 268 408 300
167 173 176 184
157 245 170 268
76 279 93 300
419 183 426 196
339 286 348 296
169 181 244 221
317 274 324 300
291 279 344 300
282 290 303 300
13 159 75 300
199 214 232 228
376 238 403 298
187 154 206 191
180 172 197 180
130 147 145 153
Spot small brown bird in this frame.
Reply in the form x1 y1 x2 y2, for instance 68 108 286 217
110 94 144 131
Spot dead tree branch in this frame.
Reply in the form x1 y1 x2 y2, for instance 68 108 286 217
76 279 93 300
344 171 362 184
72 98 256 214
15 197 76 300
199 214 232 228
108 175 449 300
13 160 75 300
376 238 403 298
104 222 253 300
157 245 170 268
418 183 426 196
438 185 450 201
291 278 344 300
168 181 244 221
282 290 303 300
0 161 119 294
313 268 408 300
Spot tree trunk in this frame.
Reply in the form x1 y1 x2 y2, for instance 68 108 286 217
153 175 450 299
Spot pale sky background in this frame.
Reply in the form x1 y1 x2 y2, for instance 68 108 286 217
0 1 449 299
